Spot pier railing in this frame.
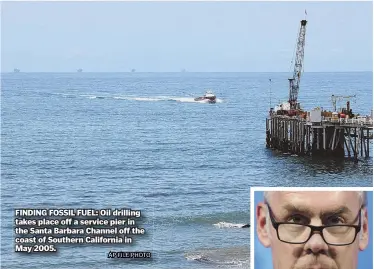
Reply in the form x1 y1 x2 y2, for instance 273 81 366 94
268 114 373 127
320 117 373 126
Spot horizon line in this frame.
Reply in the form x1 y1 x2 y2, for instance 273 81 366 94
2 70 373 73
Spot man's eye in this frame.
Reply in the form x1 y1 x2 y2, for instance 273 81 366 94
325 216 344 225
287 215 308 224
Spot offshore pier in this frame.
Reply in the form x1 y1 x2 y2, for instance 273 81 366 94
265 18 373 162
266 109 373 161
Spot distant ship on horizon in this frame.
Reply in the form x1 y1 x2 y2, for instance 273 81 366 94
77 68 83 72
14 68 20 73
131 69 136 73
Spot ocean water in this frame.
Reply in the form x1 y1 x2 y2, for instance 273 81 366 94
1 72 372 269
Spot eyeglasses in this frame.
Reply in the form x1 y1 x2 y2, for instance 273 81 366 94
266 203 361 246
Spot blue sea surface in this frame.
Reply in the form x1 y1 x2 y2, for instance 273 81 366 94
1 72 372 268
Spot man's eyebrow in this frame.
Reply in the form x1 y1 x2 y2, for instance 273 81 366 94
281 204 314 217
320 206 353 218
281 204 353 218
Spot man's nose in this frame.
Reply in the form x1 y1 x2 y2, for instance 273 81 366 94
304 232 329 254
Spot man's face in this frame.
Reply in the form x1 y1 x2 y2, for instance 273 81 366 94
256 191 369 269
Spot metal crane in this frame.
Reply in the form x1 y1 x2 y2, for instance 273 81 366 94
331 94 356 112
288 19 307 110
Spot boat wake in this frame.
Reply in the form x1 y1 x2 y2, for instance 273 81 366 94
166 96 223 103
48 92 223 103
86 95 224 103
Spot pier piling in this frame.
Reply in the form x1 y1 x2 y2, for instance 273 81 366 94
266 114 373 162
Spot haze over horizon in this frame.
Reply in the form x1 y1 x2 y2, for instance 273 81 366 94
1 1 373 72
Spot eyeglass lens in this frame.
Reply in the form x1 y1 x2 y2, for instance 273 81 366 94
278 223 357 244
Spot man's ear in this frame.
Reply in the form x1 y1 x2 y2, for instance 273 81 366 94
359 208 369 251
256 202 271 248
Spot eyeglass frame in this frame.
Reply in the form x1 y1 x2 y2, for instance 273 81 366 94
265 202 362 246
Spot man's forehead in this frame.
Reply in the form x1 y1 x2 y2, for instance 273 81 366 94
268 191 360 212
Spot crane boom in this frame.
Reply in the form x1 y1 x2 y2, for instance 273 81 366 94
288 19 307 110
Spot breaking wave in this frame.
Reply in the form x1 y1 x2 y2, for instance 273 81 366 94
213 222 249 228
185 246 250 267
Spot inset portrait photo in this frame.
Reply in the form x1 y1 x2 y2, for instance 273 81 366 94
250 187 373 269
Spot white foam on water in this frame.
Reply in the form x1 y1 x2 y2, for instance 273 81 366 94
111 95 223 103
111 96 162 101
170 97 224 103
132 97 163 101
80 94 103 99
172 97 199 103
185 252 247 267
185 254 205 261
80 94 223 104
213 222 247 228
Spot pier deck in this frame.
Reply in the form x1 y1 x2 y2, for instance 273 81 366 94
266 115 373 162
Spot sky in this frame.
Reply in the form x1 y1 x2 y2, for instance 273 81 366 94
1 1 373 72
